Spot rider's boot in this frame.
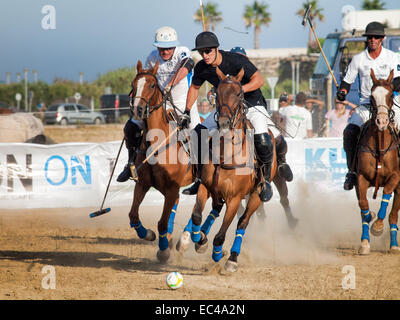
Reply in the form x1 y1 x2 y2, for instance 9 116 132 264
343 124 360 190
275 135 293 182
117 147 136 182
255 132 274 202
182 124 207 195
117 120 143 183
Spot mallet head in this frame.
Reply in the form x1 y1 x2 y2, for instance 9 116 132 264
302 4 312 26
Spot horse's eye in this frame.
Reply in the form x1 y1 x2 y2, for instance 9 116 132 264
150 83 155 89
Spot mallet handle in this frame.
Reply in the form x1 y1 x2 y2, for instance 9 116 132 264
309 20 339 88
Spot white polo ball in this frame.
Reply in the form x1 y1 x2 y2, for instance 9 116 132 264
166 272 183 290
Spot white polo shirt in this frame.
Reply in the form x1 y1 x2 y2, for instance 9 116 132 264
145 46 192 108
279 105 312 139
343 47 400 104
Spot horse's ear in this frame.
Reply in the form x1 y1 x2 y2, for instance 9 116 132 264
216 67 227 80
387 69 394 84
370 68 378 84
152 59 159 75
137 60 143 73
235 68 244 82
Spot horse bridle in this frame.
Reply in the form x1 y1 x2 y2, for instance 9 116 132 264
216 78 246 129
370 86 395 123
129 72 166 119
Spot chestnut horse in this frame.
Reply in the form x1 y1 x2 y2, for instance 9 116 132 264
128 60 222 262
356 69 400 254
178 68 278 272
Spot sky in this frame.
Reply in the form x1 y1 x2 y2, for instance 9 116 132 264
0 0 399 83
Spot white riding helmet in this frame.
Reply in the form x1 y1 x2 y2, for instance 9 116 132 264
153 26 180 48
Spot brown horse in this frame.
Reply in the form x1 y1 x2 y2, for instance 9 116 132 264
178 68 278 272
355 69 400 254
128 60 221 262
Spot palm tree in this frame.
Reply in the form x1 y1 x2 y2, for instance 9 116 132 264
243 1 271 49
193 2 223 32
362 0 386 10
296 0 324 49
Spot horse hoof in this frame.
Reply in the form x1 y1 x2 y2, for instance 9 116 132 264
195 233 208 254
176 231 191 253
157 248 170 263
224 259 238 273
371 221 384 237
390 246 400 254
358 242 370 255
145 229 156 241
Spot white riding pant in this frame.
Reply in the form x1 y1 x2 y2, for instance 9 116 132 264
201 105 280 137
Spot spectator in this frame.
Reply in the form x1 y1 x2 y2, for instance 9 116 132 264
305 96 325 137
198 98 213 122
278 92 291 109
278 91 312 139
325 99 357 137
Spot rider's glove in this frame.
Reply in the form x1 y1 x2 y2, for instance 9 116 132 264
336 89 347 102
163 84 172 96
179 109 191 129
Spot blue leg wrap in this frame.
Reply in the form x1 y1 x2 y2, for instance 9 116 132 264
184 218 192 233
191 223 201 243
361 209 372 223
159 230 169 251
230 229 245 255
130 221 147 239
201 209 220 236
378 193 392 220
167 203 178 234
212 245 223 262
361 222 370 242
390 224 398 248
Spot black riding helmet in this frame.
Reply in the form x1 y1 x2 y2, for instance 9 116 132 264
192 31 220 51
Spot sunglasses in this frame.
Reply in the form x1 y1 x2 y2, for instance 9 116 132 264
367 35 384 40
199 48 214 55
158 47 175 51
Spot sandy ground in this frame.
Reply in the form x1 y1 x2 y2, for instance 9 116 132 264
2 124 399 301
1 194 400 300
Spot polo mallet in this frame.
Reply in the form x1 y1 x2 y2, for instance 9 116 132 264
199 0 206 31
302 4 338 89
89 137 125 218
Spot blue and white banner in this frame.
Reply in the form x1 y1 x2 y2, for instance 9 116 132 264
0 138 348 209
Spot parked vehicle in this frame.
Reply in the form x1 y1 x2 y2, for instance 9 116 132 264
100 94 131 123
44 103 105 125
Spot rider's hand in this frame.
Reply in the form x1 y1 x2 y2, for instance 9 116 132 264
163 84 172 95
179 109 191 129
337 89 347 102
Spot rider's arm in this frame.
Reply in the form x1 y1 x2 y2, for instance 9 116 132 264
168 58 194 88
242 70 264 93
184 84 201 112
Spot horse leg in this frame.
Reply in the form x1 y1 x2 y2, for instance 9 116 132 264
357 175 373 255
167 198 179 248
273 174 298 229
129 182 156 241
371 173 400 237
195 198 224 254
191 183 209 243
225 191 261 272
212 196 241 263
175 184 208 253
156 189 180 263
388 188 400 253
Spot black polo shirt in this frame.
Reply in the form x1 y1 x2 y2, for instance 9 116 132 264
192 50 266 107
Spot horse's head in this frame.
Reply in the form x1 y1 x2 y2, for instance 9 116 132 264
130 60 160 120
370 68 394 131
215 67 245 132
